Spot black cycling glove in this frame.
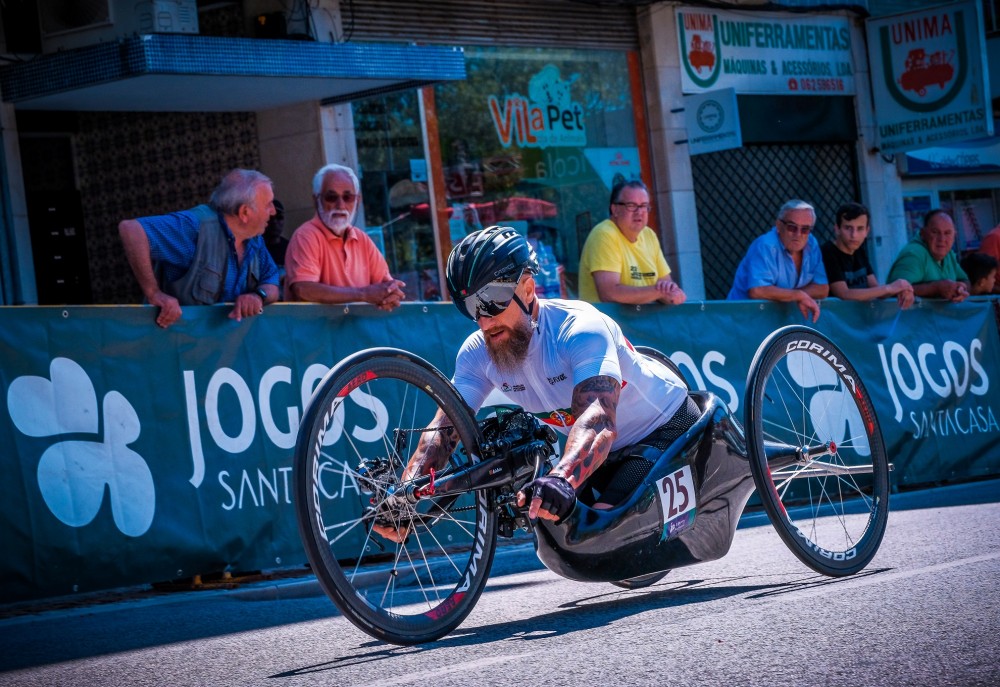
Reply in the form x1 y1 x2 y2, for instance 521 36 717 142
524 474 577 522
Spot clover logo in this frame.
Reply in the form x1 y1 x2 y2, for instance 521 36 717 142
786 351 871 457
7 358 155 536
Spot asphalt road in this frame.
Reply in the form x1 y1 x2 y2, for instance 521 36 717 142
1 480 997 687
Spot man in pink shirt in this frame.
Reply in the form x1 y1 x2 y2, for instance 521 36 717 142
285 163 406 310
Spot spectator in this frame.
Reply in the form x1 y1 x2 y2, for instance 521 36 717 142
887 209 969 302
285 163 406 310
118 168 280 329
264 199 288 299
821 202 914 309
727 199 828 322
979 222 1000 272
578 179 685 305
264 199 288 267
960 252 998 296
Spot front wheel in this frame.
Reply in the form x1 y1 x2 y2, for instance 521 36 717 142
294 348 497 644
744 326 890 577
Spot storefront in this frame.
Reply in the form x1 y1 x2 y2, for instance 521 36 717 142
343 1 648 300
900 124 1000 253
352 44 648 300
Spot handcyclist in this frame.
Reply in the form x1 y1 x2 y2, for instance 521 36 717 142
374 225 696 542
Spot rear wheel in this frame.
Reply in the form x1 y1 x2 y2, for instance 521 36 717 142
744 326 890 577
294 348 496 644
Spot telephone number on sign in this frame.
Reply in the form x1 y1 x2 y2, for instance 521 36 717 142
792 78 846 92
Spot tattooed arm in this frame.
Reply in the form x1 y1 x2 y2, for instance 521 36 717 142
550 375 621 489
516 375 621 521
401 408 459 481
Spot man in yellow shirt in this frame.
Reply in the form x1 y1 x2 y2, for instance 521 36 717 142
578 180 686 305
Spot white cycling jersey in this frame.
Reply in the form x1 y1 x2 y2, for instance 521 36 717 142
452 299 688 449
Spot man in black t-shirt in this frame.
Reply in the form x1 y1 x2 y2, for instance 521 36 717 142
821 202 914 309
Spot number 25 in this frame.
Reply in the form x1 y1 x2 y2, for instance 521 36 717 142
661 470 690 518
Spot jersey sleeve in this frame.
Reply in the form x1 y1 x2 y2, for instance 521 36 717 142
562 315 623 386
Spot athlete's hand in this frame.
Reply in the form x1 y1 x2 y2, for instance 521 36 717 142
517 474 576 522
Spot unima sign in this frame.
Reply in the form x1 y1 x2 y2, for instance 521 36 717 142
675 7 855 95
866 0 993 154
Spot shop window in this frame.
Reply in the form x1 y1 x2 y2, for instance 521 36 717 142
940 188 1000 254
433 46 641 297
354 93 441 301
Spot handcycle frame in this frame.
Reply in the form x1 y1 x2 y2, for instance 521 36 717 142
294 325 891 645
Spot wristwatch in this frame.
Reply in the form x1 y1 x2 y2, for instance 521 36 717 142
254 287 268 303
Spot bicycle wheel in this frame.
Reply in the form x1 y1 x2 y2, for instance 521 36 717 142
294 348 497 644
635 345 689 389
744 326 889 577
611 570 669 589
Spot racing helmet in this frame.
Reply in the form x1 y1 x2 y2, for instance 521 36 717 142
446 225 539 320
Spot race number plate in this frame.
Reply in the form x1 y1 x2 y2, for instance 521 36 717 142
657 465 696 540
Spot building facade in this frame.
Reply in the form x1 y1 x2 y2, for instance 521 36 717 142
1 0 998 305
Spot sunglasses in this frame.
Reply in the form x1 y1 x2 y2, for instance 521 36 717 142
320 191 357 205
462 279 521 320
779 218 813 235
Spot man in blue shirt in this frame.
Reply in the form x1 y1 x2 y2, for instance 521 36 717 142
727 199 829 322
119 169 280 329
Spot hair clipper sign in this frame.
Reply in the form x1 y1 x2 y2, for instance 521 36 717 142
675 8 855 95
866 1 993 154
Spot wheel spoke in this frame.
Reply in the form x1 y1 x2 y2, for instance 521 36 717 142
745 326 889 577
295 352 497 643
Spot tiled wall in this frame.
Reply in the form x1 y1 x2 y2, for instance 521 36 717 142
74 111 260 303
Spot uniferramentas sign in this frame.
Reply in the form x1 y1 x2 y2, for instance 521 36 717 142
675 7 855 95
866 0 993 154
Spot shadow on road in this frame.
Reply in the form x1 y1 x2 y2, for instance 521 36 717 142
268 568 894 678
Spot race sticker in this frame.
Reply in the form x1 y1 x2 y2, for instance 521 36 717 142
657 465 696 540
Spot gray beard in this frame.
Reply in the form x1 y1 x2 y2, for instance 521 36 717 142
319 208 352 235
485 314 533 374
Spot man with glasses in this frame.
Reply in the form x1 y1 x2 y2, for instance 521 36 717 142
727 199 828 322
373 225 694 542
118 168 280 329
821 202 913 309
577 179 686 305
887 209 970 302
284 163 406 310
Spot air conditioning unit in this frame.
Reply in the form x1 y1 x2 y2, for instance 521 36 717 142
39 0 198 53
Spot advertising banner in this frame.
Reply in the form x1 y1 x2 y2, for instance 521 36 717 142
676 7 855 95
866 0 994 154
1 300 997 602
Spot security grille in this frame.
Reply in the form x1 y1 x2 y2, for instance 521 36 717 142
692 143 858 300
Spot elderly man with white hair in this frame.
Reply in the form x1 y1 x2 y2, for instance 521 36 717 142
285 163 405 310
727 199 829 322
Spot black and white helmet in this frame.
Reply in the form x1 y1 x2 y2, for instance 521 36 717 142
446 226 538 320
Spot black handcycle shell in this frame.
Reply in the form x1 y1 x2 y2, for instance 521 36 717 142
533 392 754 583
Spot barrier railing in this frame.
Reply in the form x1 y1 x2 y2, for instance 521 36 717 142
2 297 998 602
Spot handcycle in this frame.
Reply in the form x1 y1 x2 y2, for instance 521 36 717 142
293 325 890 645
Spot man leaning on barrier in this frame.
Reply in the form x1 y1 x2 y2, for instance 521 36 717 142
727 199 829 322
118 168 280 329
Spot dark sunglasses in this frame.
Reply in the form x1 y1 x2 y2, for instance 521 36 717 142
320 191 357 205
779 218 813 235
462 279 520 320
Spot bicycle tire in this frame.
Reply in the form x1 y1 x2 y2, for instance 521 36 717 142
294 348 497 644
634 345 689 389
744 326 889 577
